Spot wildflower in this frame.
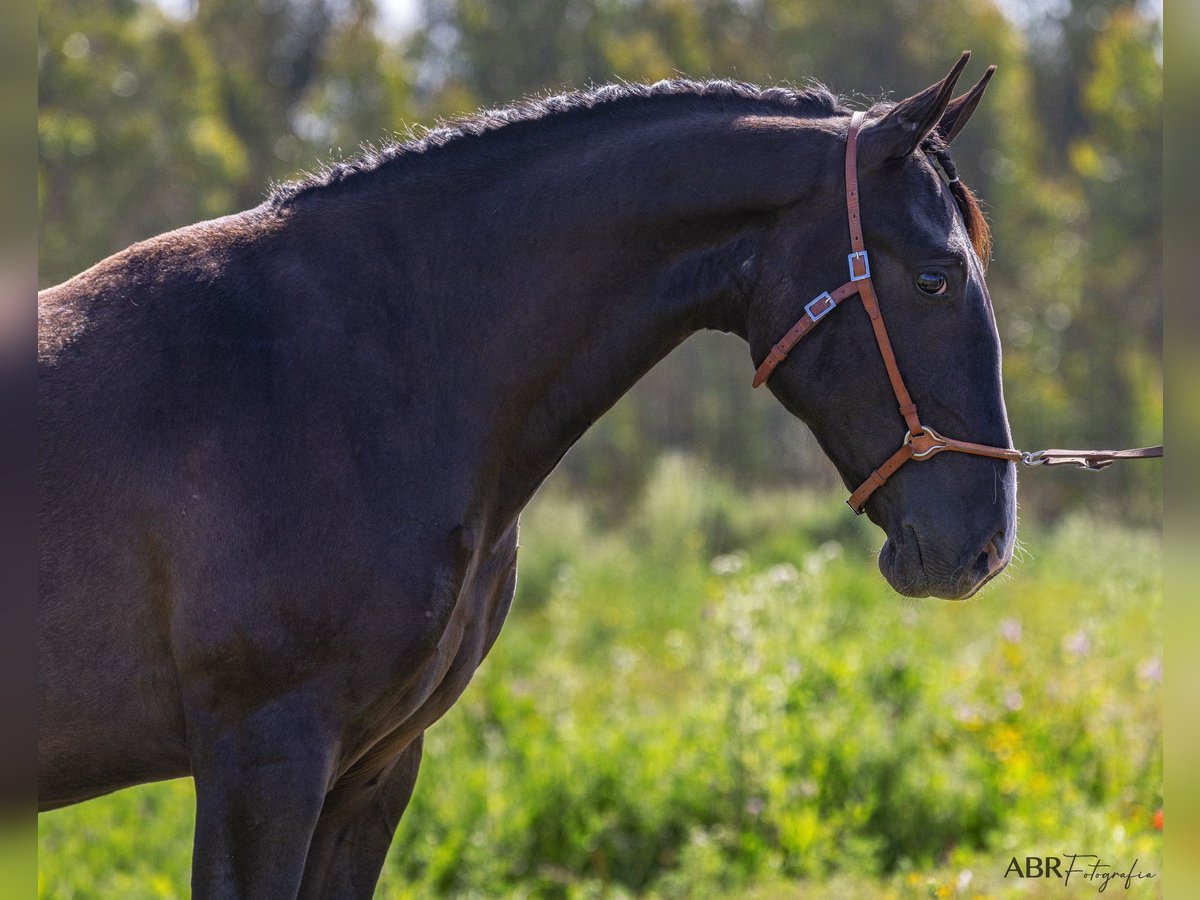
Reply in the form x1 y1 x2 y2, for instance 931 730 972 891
764 563 800 587
710 553 745 576
1063 630 1091 657
1153 808 1163 830
999 618 1022 643
1138 657 1163 683
955 705 983 730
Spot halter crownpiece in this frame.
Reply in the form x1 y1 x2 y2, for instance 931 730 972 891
752 111 1163 515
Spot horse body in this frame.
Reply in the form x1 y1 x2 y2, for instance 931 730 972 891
39 66 1015 897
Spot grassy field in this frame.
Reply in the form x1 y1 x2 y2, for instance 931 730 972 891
38 456 1163 898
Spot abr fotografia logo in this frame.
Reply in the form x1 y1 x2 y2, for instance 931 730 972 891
1004 855 1157 892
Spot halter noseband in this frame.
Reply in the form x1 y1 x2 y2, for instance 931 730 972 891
751 111 1162 514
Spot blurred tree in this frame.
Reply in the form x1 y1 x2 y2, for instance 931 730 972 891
38 0 414 286
38 0 248 285
194 0 334 207
1062 6 1162 515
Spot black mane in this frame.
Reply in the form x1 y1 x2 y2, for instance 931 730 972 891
266 76 988 263
268 78 844 207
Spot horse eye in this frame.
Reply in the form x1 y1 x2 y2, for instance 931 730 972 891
915 272 947 295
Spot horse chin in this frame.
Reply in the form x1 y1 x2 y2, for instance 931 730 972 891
878 536 928 598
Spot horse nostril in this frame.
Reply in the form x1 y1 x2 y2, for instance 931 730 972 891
979 535 1006 577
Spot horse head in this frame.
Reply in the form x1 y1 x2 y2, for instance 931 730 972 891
749 56 1015 599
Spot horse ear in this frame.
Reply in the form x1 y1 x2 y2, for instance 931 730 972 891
857 52 971 168
936 65 996 144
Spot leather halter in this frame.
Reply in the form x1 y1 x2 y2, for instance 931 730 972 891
752 111 1163 515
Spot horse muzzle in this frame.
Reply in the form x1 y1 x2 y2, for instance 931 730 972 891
879 525 1012 600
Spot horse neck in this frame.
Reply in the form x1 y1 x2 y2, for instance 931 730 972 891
351 107 835 521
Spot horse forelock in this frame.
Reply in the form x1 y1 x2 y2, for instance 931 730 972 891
950 176 992 267
919 130 992 267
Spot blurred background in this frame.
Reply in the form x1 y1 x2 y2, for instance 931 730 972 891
37 1 1162 897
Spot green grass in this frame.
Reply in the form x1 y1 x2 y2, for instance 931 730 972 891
38 455 1163 898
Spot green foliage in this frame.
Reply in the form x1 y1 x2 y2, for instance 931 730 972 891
37 779 194 898
38 460 1162 898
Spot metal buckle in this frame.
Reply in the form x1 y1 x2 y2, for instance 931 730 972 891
1021 450 1046 467
905 425 948 460
848 250 871 281
804 292 835 323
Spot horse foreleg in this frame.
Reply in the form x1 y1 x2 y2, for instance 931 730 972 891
188 697 340 899
296 734 425 900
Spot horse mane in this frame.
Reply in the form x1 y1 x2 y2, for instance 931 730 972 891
269 78 990 265
268 78 843 206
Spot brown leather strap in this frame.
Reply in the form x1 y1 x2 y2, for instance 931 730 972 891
847 442 915 513
1025 445 1163 470
845 112 867 254
854 277 923 436
751 280 860 387
846 427 1023 513
845 112 922 437
927 433 1023 462
847 433 1161 513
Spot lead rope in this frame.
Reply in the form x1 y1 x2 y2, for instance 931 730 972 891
752 111 1162 515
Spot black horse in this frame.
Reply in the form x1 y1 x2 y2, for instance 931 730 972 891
39 56 1015 897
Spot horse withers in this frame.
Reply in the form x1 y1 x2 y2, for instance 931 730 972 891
39 55 1013 897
